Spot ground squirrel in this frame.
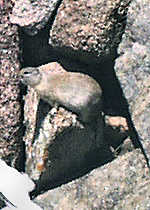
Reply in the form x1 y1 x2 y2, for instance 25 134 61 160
19 67 102 124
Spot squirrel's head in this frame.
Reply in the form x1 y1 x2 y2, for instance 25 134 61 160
19 67 42 87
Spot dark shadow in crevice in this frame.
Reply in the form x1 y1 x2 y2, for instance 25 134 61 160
20 27 56 67
27 101 117 198
20 0 63 67
13 83 27 172
30 146 115 199
126 113 150 169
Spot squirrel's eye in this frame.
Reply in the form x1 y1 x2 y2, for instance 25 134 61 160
24 71 31 75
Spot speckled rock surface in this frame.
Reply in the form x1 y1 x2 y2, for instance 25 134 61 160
50 0 131 58
34 147 150 210
0 0 24 169
10 0 62 35
115 0 150 164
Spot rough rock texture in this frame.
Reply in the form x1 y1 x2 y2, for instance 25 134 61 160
34 147 150 210
10 0 62 35
115 0 150 165
0 0 24 169
50 0 131 59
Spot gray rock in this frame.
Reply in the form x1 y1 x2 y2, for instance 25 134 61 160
115 0 150 164
34 148 150 210
0 0 23 169
49 0 131 59
10 0 61 35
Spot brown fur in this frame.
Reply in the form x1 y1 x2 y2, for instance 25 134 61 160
20 67 102 123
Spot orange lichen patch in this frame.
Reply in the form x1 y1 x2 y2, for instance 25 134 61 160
36 149 49 172
36 160 45 172
42 149 49 162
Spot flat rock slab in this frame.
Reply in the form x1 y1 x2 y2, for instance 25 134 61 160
34 148 150 209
